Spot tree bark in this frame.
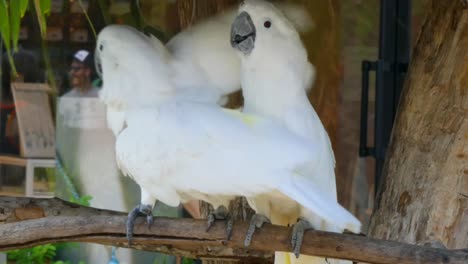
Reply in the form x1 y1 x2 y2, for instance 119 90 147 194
368 0 468 249
1 197 468 264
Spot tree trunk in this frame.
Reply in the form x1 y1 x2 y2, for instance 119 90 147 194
368 0 468 249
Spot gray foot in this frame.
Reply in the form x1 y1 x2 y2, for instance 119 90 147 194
126 204 154 245
291 218 314 258
206 206 234 240
244 214 271 247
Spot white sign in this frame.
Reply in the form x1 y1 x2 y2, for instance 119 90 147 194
58 97 107 129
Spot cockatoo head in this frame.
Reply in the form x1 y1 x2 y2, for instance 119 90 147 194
230 0 308 55
230 0 315 92
95 25 157 79
95 25 173 109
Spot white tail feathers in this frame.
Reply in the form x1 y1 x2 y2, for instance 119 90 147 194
279 175 362 234
274 175 360 263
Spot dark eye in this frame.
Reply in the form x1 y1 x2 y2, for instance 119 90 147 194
99 44 103 51
264 20 271 28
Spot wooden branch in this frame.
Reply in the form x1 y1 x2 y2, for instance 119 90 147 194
1 197 467 264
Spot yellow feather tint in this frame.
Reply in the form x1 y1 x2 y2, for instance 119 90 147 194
222 109 259 127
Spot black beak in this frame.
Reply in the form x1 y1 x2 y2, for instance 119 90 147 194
231 11 256 55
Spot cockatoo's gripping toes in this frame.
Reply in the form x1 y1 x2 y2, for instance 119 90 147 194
126 204 154 245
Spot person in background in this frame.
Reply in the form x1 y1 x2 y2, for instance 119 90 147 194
63 49 100 97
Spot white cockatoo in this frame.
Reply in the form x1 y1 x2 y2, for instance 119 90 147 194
95 22 238 238
97 4 313 137
230 1 361 263
95 3 315 237
166 3 313 105
96 22 239 136
96 20 360 253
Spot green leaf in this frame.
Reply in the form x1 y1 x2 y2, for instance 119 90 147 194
33 0 48 38
40 0 50 15
7 244 58 263
0 0 11 50
10 0 21 51
10 0 29 51
20 0 29 16
0 0 18 76
70 194 93 206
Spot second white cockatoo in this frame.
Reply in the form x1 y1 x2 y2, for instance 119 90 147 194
231 0 361 263
96 17 360 256
95 3 315 238
96 21 237 241
97 4 313 137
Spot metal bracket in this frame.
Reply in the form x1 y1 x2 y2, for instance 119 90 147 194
359 0 412 194
359 60 376 158
359 60 408 159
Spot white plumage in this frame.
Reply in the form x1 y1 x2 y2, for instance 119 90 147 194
96 2 359 261
98 19 241 136
114 100 359 232
166 3 313 105
98 2 314 136
231 1 360 263
94 22 356 224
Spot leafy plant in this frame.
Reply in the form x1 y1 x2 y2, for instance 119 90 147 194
6 194 92 263
7 243 87 264
53 261 85 264
7 244 57 264
0 0 50 77
69 195 93 207
32 0 51 39
181 257 197 264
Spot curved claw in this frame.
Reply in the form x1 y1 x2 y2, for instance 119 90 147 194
291 218 313 258
206 206 233 241
126 204 154 245
226 217 234 240
126 206 141 245
147 215 154 229
244 214 271 247
206 213 216 232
